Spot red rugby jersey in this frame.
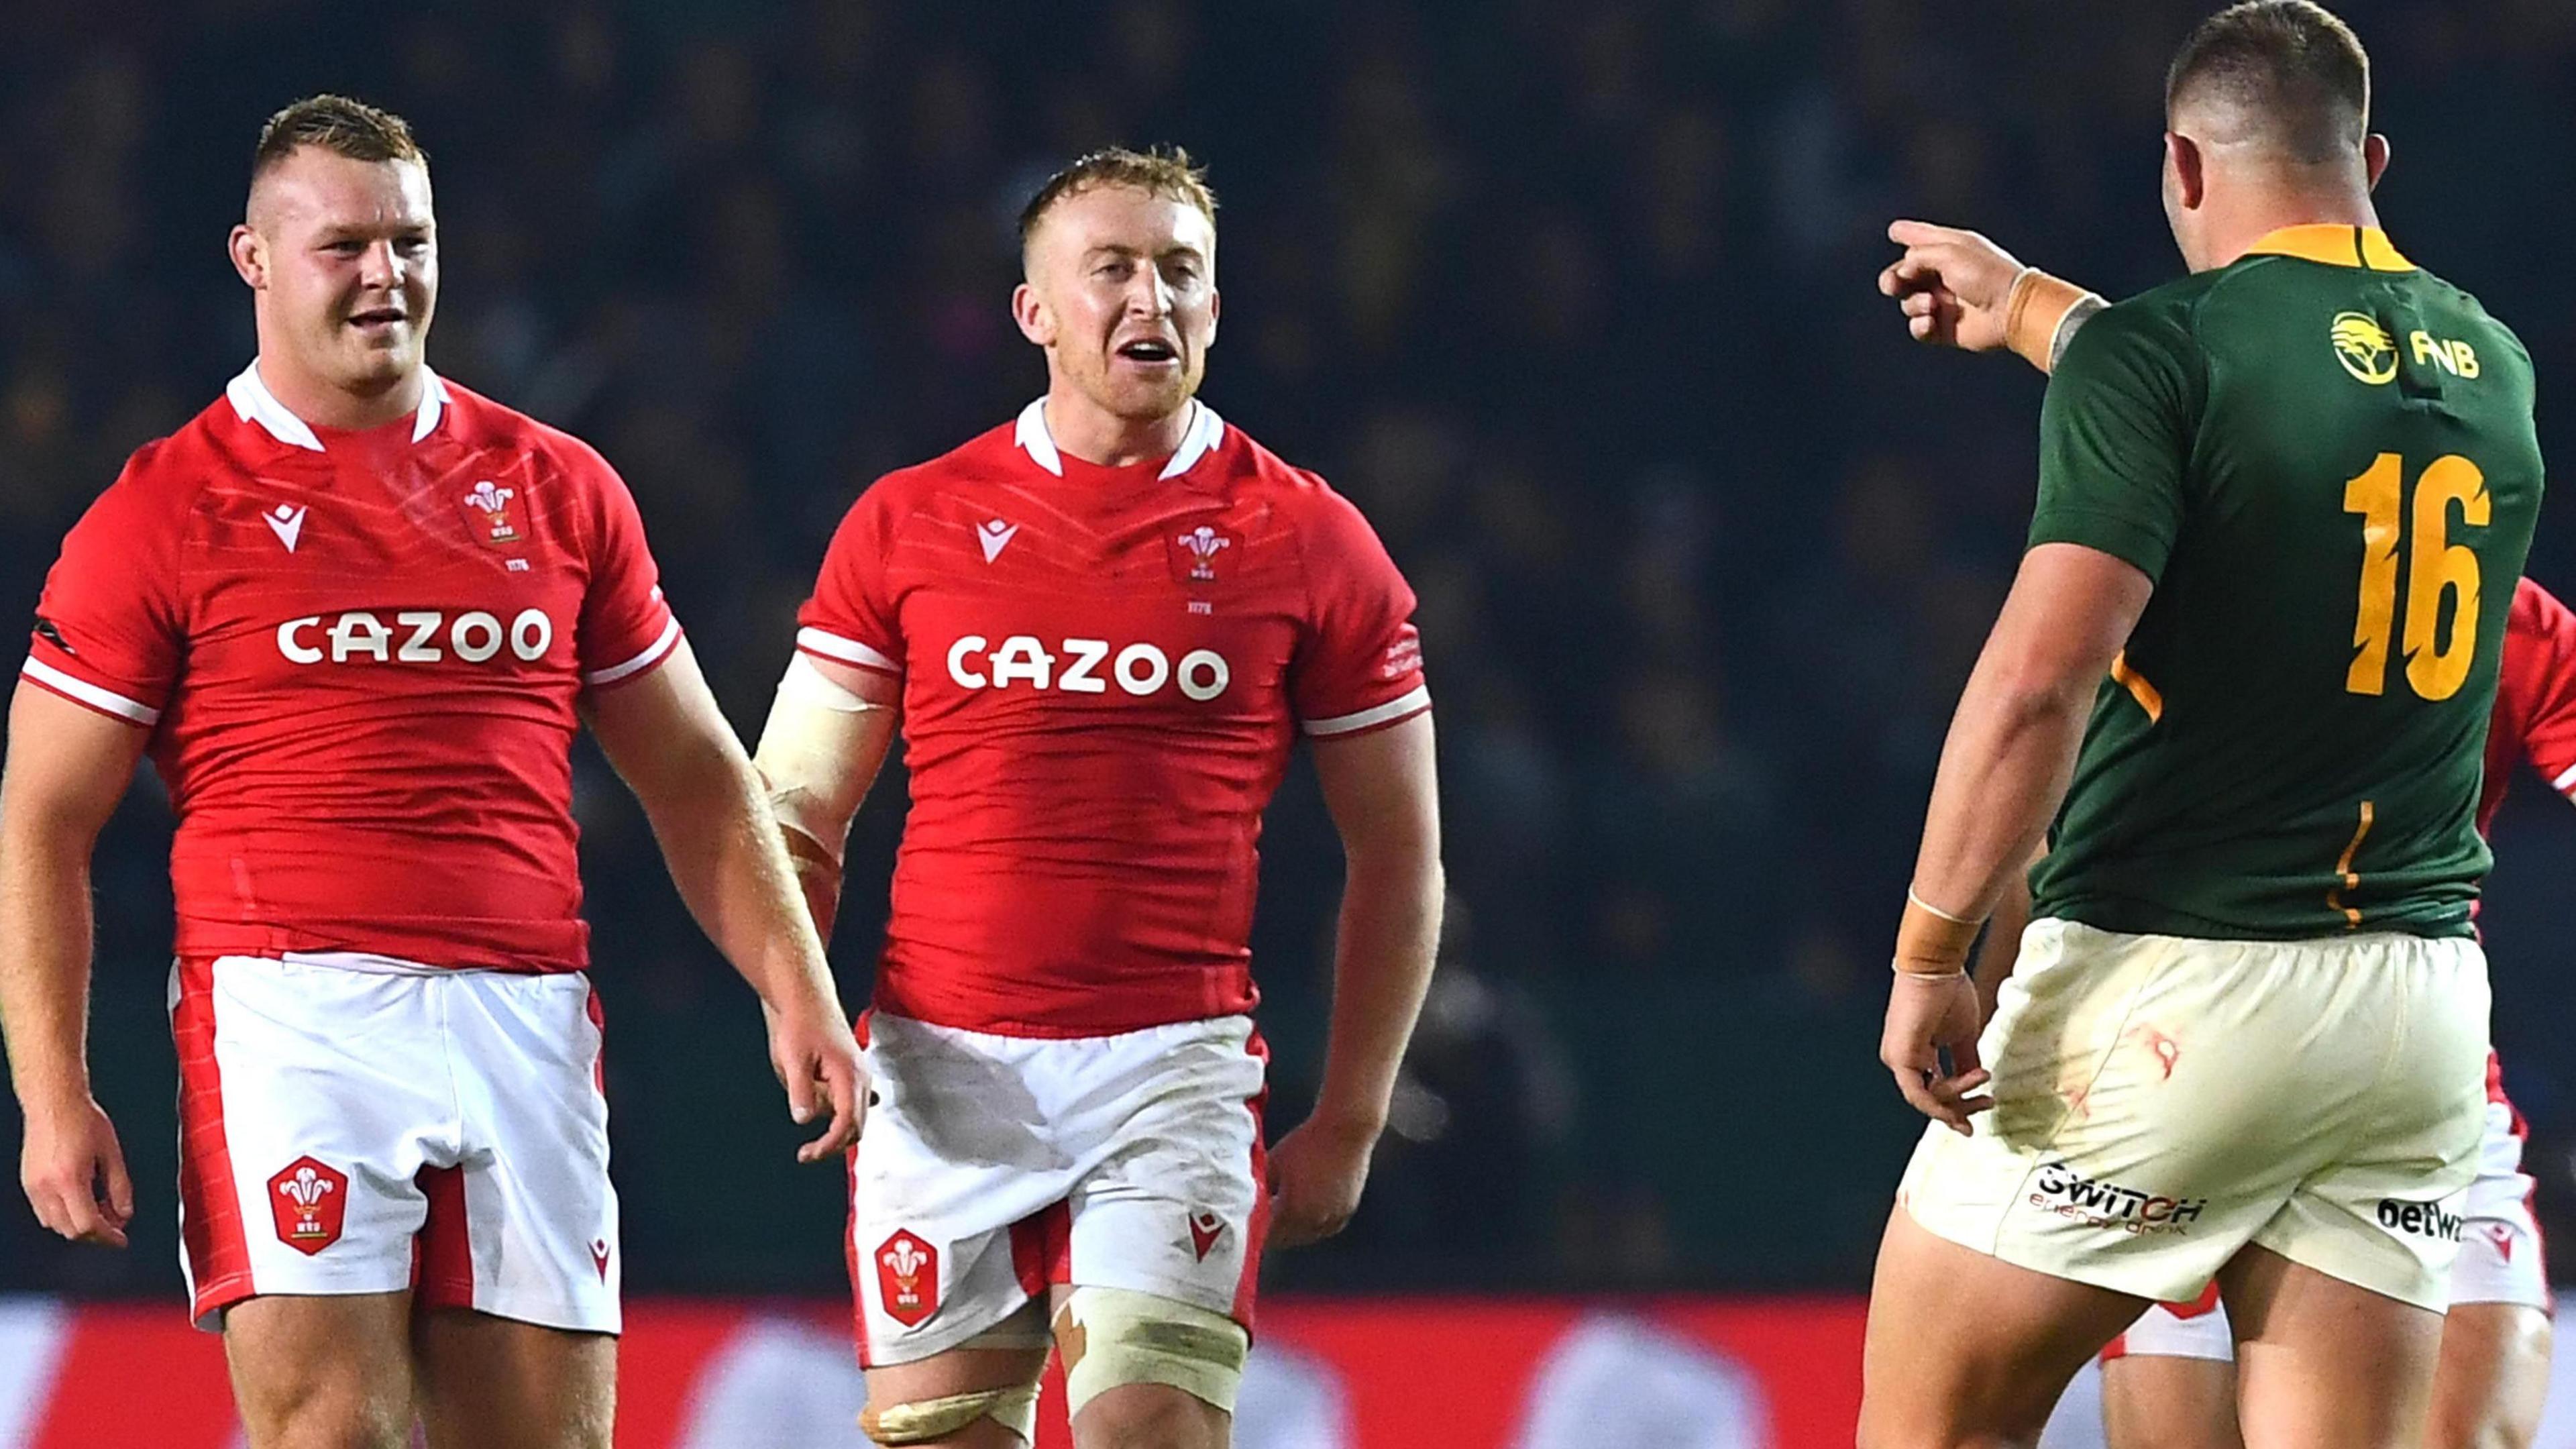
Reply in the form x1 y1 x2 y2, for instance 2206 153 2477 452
2479 576 2576 835
798 399 1429 1036
22 362 680 971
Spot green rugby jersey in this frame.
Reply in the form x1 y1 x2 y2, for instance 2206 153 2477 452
2028 225 2542 941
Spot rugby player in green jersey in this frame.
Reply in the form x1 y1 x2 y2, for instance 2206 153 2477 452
1856 4 2545 1446
1878 207 2562 1449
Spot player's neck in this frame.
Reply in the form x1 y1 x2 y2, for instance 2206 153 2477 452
252 352 427 434
2200 187 2383 270
1040 389 1191 470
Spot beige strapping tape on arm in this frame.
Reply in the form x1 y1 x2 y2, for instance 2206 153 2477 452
755 654 883 862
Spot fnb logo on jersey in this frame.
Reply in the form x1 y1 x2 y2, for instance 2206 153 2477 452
2377 1197 2463 1241
945 635 1231 701
276 608 558 665
2029 1161 2207 1234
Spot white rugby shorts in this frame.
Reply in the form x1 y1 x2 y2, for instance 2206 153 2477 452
2107 1095 2551 1362
172 954 619 1334
849 1011 1269 1366
1900 918 2491 1311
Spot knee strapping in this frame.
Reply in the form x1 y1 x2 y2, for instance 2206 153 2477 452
859 1382 1041 1446
1053 1286 1249 1417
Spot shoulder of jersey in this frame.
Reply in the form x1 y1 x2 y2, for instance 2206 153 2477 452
432 379 618 482
2511 574 2574 641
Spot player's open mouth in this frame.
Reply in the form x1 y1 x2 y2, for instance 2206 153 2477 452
348 309 407 329
1116 339 1177 364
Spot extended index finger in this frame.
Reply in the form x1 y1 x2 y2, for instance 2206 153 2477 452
1887 218 1966 248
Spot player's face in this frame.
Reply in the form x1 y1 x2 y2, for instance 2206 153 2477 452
1019 186 1218 422
239 148 439 396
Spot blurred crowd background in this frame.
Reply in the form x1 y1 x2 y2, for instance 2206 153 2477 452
4 0 2575 1303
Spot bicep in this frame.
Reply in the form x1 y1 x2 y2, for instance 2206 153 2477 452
1310 710 1438 859
2 682 150 846
1982 543 2155 698
582 638 744 804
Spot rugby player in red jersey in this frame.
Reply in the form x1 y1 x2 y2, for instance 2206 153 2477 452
1882 215 2562 1449
751 148 1442 1448
0 97 862 1448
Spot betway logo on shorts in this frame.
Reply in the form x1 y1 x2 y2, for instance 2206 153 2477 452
2029 1161 2207 1235
276 608 558 665
945 635 1230 701
2377 1197 2463 1242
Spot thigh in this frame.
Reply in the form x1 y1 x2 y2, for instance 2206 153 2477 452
1861 1205 2149 1448
862 1343 1053 1449
442 971 621 1333
223 1291 417 1449
2426 1303 2551 1449
2222 1243 2447 1449
415 1308 613 1449
178 957 448 1328
2099 1354 2242 1449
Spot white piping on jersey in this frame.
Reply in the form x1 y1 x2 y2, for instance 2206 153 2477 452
582 617 684 688
226 359 451 451
1302 684 1432 738
20 657 161 726
2553 761 2576 795
1012 397 1225 481
797 627 902 675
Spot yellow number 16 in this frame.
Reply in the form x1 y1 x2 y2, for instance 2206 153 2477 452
2343 453 2488 700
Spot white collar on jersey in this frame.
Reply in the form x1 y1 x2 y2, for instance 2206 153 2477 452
225 358 451 451
1013 396 1224 480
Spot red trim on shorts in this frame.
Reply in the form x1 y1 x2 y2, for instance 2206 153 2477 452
2099 1332 2129 1363
1234 1029 1273 1331
414 1166 474 1309
1010 1201 1075 1305
847 1150 873 1368
174 957 254 1324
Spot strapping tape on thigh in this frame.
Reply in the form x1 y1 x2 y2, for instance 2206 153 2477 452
1053 1285 1250 1415
859 1382 1040 1446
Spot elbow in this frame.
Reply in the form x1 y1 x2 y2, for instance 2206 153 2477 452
1982 659 2102 736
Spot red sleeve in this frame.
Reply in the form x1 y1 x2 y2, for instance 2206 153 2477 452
795 481 904 678
571 443 682 689
1290 478 1430 738
2508 578 2576 796
23 447 187 728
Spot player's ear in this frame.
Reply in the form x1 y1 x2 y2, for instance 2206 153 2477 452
2163 133 2206 212
1012 280 1053 347
2362 132 2391 193
228 223 266 289
1204 285 1219 347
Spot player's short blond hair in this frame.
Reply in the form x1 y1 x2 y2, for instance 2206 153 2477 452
251 95 428 182
1017 146 1217 255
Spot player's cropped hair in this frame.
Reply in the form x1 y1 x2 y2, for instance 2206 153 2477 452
250 94 428 180
1017 146 1218 248
2165 0 2369 164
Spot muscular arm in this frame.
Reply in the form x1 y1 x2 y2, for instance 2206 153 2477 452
1970 853 2039 1028
1911 545 2150 922
584 640 862 1158
0 684 148 1244
749 653 900 943
1270 710 1442 1248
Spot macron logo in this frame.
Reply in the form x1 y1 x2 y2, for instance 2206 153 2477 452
263 504 309 553
977 519 1018 563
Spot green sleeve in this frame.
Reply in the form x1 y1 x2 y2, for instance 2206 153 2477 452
2030 303 2202 582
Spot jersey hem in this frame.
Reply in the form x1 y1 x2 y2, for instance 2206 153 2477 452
1301 686 1431 738
581 618 683 689
797 625 901 676
21 657 161 726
